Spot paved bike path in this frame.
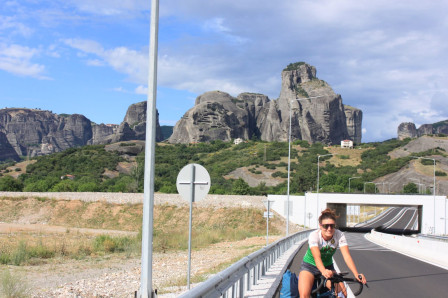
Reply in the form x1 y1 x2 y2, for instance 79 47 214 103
273 232 448 297
333 232 448 297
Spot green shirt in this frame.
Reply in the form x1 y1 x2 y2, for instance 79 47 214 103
303 229 347 267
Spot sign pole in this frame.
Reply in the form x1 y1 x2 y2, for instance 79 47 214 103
187 165 195 289
176 163 210 291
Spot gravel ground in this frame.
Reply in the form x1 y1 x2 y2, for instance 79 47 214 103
0 192 276 297
23 236 278 298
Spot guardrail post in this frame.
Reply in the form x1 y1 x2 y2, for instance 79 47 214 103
239 276 244 297
255 263 258 284
247 269 251 291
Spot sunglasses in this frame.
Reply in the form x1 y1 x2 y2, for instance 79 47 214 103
321 224 336 230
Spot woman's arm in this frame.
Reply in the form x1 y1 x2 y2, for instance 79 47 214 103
340 246 367 284
310 247 333 278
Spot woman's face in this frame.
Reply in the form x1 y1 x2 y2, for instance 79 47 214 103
320 218 336 239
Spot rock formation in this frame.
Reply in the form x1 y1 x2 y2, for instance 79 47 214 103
169 62 362 144
0 109 93 160
168 91 269 143
397 122 418 140
111 101 163 143
397 120 448 140
344 106 363 144
0 103 163 161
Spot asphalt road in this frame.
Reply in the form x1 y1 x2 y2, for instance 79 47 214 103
355 207 418 232
335 232 448 297
277 232 448 297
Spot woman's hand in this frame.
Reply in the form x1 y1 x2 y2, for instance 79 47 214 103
321 269 334 279
357 273 367 284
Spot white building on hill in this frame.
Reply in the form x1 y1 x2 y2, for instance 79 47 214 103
341 139 353 148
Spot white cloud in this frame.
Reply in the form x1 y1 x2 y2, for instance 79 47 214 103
86 59 104 66
0 16 33 37
203 18 230 33
0 43 48 79
63 39 104 55
63 39 147 83
135 85 147 94
67 0 149 16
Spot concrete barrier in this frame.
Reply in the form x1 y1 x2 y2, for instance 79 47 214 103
367 230 448 269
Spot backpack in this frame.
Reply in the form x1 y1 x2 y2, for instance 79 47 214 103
280 270 299 298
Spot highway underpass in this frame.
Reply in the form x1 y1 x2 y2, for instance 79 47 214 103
268 193 448 235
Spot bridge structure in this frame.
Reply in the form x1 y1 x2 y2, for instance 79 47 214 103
268 193 448 235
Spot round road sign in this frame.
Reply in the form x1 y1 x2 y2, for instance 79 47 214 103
176 163 211 202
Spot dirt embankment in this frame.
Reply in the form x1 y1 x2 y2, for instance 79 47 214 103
0 194 299 297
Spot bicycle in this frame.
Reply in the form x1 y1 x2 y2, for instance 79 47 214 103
311 272 367 297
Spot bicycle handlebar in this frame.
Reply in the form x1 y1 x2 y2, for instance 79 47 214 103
311 272 365 296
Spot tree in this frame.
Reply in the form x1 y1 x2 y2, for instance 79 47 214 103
232 178 251 195
403 183 418 194
50 180 76 192
0 176 23 191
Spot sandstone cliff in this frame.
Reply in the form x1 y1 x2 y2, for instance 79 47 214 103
397 120 448 140
397 122 418 140
169 62 362 144
0 103 162 161
0 109 93 160
111 101 163 143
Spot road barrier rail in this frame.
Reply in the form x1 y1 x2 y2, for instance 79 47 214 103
178 230 312 298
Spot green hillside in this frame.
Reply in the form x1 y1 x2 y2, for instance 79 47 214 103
0 137 447 195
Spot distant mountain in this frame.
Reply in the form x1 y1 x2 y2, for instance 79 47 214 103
0 103 162 161
168 62 362 145
397 120 448 140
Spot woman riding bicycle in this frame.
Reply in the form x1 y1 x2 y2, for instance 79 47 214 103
298 208 367 298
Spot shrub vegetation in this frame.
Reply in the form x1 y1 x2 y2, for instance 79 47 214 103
0 136 443 195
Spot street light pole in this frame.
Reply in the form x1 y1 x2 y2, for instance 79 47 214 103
317 153 334 223
349 176 361 193
140 0 159 296
410 156 436 234
409 178 422 194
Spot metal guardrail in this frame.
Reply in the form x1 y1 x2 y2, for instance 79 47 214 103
178 230 312 298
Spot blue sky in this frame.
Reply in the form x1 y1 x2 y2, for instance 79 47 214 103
1 0 447 143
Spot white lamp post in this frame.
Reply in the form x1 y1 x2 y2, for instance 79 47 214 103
140 0 159 297
410 156 436 234
374 182 385 194
349 176 361 193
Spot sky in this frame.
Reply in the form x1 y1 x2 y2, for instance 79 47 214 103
1 0 447 143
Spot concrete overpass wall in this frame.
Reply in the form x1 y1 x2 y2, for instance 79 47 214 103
268 193 448 235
